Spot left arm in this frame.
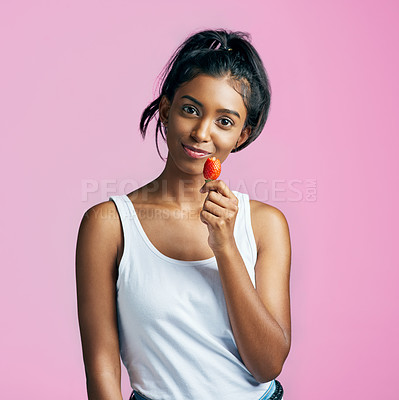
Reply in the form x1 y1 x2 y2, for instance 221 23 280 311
200 181 291 383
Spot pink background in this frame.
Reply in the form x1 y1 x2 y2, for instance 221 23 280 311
1 0 398 398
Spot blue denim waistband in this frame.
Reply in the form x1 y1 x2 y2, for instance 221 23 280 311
130 380 280 400
259 379 276 399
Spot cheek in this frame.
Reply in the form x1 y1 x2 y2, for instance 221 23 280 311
169 115 193 135
214 135 238 150
213 137 239 162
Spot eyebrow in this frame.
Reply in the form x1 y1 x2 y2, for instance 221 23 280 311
181 95 241 119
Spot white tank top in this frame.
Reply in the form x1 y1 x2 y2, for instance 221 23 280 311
109 190 276 400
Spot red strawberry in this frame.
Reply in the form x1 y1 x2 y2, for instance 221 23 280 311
203 157 221 182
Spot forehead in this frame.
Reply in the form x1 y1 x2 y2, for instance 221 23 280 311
174 74 247 115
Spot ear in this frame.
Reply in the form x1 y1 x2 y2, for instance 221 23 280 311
159 95 171 126
236 125 252 148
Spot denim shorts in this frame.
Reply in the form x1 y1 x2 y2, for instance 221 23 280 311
129 379 284 400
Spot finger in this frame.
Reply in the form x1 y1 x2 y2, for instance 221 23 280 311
200 208 235 229
200 180 238 204
200 208 220 226
202 198 225 217
205 190 238 212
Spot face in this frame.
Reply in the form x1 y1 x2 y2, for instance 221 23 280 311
159 74 251 176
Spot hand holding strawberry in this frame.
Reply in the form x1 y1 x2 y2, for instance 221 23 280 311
200 158 238 253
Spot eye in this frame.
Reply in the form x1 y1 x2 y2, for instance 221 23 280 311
182 105 199 115
218 118 234 127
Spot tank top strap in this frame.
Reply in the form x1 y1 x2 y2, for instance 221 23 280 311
240 191 258 266
232 190 258 282
109 194 135 223
108 194 137 288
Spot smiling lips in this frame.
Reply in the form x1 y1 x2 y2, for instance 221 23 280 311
182 143 211 159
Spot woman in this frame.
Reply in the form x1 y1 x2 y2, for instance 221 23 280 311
76 29 291 400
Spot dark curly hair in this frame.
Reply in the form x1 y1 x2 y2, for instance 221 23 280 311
140 29 272 160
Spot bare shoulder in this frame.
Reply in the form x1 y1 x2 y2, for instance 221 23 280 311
249 199 291 253
82 199 120 222
77 200 123 266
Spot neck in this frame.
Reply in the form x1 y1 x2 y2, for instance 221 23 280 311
145 156 208 209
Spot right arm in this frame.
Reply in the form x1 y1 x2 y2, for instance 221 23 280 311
76 202 123 400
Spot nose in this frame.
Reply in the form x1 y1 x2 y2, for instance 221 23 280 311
190 118 212 143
